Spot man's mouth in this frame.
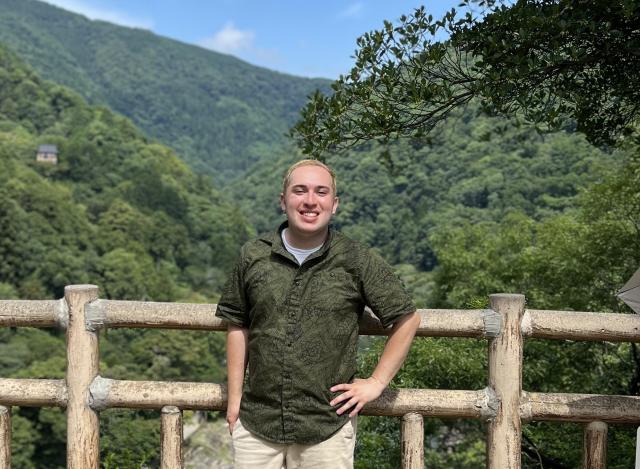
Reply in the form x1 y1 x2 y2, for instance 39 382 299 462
300 211 319 218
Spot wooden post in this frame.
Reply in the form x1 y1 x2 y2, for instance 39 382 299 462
583 421 607 469
0 406 10 469
401 412 424 469
161 406 183 469
487 294 525 469
636 427 640 469
65 285 100 469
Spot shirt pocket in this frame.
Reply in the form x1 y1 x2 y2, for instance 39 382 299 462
308 270 359 312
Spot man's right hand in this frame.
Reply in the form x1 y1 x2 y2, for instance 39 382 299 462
226 410 239 434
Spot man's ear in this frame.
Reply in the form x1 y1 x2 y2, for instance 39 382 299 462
280 193 286 212
332 196 339 215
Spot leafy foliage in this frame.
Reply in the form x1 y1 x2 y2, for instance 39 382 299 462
292 0 640 156
0 44 253 300
0 44 249 466
236 103 609 274
0 0 331 180
355 139 640 468
1 2 639 467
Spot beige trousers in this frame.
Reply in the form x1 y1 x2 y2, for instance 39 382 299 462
231 418 357 469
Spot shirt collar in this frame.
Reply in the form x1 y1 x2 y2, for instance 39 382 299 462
260 221 335 264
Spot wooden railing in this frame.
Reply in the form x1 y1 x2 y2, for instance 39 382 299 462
0 285 639 468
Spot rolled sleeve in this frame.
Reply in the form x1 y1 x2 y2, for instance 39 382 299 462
215 253 250 328
360 249 416 328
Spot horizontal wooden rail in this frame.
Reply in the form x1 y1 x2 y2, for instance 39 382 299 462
524 310 640 342
521 392 640 424
91 301 503 339
364 387 497 418
362 308 501 338
87 377 498 418
85 301 500 337
0 378 67 407
84 300 220 331
4 376 639 425
3 289 638 469
88 377 226 411
4 298 638 343
0 299 66 328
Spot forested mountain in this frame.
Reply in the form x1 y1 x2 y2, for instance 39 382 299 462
233 107 612 271
0 0 330 179
1 1 638 467
0 44 251 301
0 43 250 467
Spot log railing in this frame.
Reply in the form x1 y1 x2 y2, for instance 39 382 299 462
0 285 639 468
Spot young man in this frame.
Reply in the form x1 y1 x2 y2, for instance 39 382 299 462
216 159 420 468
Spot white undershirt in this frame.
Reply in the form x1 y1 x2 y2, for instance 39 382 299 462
281 228 322 265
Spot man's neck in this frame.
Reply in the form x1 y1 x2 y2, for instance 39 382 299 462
284 227 328 250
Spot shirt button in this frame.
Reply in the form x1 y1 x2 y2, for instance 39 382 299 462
294 280 301 286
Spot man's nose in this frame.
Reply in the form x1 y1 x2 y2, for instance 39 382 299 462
304 191 317 205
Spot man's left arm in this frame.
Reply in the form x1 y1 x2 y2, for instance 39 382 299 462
329 311 421 417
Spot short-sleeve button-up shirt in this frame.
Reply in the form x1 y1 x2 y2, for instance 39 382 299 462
215 222 415 444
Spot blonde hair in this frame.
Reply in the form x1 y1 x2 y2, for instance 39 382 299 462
282 159 337 195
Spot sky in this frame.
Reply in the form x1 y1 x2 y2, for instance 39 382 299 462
41 0 457 79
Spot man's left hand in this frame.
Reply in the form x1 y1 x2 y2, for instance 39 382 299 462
329 377 386 417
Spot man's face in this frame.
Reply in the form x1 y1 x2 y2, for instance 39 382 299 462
280 165 339 238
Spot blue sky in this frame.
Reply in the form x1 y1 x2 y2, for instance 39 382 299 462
42 0 457 79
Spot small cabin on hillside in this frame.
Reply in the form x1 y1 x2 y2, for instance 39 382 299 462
36 144 58 164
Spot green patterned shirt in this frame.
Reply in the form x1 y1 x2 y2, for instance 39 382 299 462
216 222 415 444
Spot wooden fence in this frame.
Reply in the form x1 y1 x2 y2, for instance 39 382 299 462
0 284 639 468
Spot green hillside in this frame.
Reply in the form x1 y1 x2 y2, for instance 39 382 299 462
0 42 254 468
0 44 252 301
0 0 330 179
233 105 612 272
1 3 638 467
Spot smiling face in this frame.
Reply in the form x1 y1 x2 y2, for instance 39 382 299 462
280 164 339 248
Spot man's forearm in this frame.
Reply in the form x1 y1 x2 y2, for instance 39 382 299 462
329 311 420 416
226 324 249 417
371 311 420 386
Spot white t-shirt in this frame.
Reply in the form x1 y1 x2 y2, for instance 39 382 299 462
281 228 322 265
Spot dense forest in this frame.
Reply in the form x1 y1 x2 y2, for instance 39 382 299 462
0 0 638 467
0 44 248 467
0 0 330 179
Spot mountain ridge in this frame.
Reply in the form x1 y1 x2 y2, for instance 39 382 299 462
0 0 331 179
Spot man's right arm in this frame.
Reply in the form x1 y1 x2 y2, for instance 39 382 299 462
226 324 248 433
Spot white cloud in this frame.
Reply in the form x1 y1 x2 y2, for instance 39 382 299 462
337 2 364 20
42 0 153 29
199 22 255 54
198 22 287 72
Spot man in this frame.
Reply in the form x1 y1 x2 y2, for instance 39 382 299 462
216 159 420 468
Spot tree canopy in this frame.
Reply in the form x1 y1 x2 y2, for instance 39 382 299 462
0 0 330 180
292 0 640 156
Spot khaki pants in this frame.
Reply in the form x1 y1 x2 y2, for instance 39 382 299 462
231 418 357 469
